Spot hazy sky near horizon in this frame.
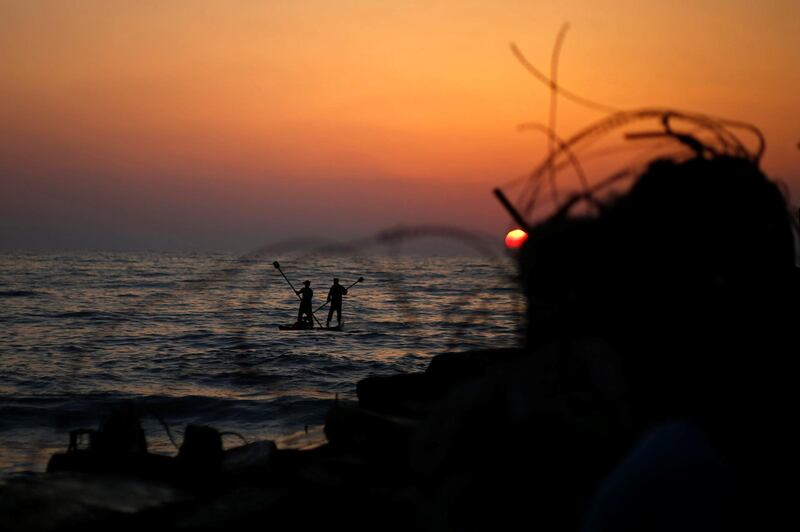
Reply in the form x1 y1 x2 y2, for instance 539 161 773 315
1 0 798 250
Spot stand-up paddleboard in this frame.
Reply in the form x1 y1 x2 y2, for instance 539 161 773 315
278 322 344 332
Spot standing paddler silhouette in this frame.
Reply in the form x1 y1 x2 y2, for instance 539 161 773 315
325 278 347 328
296 280 314 328
273 261 324 329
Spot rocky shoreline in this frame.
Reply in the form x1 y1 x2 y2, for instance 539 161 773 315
8 347 590 532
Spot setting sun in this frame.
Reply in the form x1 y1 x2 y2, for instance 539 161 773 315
505 229 528 249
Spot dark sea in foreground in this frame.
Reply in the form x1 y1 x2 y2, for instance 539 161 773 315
0 251 524 474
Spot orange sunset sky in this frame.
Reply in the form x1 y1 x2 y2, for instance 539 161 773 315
1 0 798 250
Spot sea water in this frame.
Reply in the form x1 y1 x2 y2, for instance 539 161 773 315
0 251 524 474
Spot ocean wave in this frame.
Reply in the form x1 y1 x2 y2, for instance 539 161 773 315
0 290 43 298
52 310 123 320
0 392 335 435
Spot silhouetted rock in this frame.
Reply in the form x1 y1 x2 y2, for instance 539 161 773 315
220 440 277 478
357 373 433 416
425 347 524 385
0 473 186 532
324 403 418 459
356 348 525 417
47 407 176 482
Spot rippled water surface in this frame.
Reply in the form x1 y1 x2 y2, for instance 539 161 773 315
0 251 524 473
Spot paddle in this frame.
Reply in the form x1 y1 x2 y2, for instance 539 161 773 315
273 261 324 328
313 277 364 314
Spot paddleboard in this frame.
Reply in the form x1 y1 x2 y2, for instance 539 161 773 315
278 323 344 332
